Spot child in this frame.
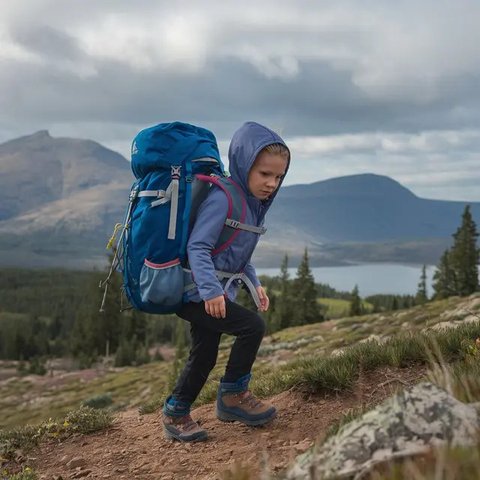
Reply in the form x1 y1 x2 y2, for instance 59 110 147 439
163 121 290 442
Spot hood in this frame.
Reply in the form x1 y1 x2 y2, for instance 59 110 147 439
228 121 290 209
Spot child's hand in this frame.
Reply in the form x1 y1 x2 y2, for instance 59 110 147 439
256 286 269 312
205 295 226 319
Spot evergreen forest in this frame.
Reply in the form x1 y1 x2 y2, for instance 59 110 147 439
0 206 478 371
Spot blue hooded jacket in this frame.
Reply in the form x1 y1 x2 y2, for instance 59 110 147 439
185 122 290 303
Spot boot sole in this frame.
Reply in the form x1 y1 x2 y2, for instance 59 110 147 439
163 427 208 442
216 408 276 426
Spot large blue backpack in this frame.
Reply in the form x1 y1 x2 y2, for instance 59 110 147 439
100 122 265 315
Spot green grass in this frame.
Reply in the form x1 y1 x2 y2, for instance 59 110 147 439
2 293 480 480
318 298 350 318
241 323 480 401
318 297 373 318
2 466 38 480
3 294 479 427
0 406 112 460
0 406 113 479
0 361 171 429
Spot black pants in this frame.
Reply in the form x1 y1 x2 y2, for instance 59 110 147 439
171 299 266 404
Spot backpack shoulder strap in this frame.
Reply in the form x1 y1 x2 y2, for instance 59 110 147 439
195 174 266 256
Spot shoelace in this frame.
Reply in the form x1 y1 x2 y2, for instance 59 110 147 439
238 390 262 409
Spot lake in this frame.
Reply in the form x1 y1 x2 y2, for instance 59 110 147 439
256 263 436 297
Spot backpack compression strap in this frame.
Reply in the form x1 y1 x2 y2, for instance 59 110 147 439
138 165 181 240
195 174 266 255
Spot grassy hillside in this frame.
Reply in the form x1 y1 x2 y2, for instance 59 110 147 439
2 293 480 480
1 293 479 430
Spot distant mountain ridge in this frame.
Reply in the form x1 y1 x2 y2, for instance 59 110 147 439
0 130 131 223
269 174 479 242
0 131 478 269
279 174 416 199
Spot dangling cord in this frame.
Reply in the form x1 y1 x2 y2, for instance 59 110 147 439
99 197 135 312
106 223 123 250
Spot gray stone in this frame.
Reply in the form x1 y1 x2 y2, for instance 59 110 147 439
67 457 86 469
71 470 92 479
286 382 480 479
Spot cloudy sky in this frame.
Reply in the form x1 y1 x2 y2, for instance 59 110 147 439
1 0 479 201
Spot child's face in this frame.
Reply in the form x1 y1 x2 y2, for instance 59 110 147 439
247 151 288 200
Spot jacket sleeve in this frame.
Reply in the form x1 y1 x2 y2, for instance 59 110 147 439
243 260 261 288
187 189 229 301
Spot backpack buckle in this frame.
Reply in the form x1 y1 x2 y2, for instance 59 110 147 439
129 186 139 201
171 166 182 179
227 219 240 229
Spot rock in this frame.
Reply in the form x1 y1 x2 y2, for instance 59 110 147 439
428 321 457 331
71 470 92 479
464 314 480 324
14 450 25 463
294 439 311 453
286 382 480 479
67 457 86 469
359 334 386 344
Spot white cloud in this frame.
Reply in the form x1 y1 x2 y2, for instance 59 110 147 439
283 129 480 201
76 12 209 72
0 1 480 203
288 130 480 157
3 1 480 90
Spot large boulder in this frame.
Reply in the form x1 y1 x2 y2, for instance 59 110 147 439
286 382 480 479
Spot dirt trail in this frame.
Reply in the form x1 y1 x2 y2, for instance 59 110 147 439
32 366 424 480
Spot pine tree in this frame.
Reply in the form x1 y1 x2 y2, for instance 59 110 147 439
349 285 362 316
265 291 279 334
114 337 136 367
276 254 294 329
432 249 456 299
449 205 479 296
292 248 322 325
70 256 123 362
415 265 428 304
96 265 123 357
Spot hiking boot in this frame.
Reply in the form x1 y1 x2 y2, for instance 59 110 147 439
163 413 207 442
162 395 207 442
216 374 276 426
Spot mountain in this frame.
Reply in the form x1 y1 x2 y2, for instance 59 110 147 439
0 130 131 222
0 131 132 268
269 174 478 242
0 131 479 269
